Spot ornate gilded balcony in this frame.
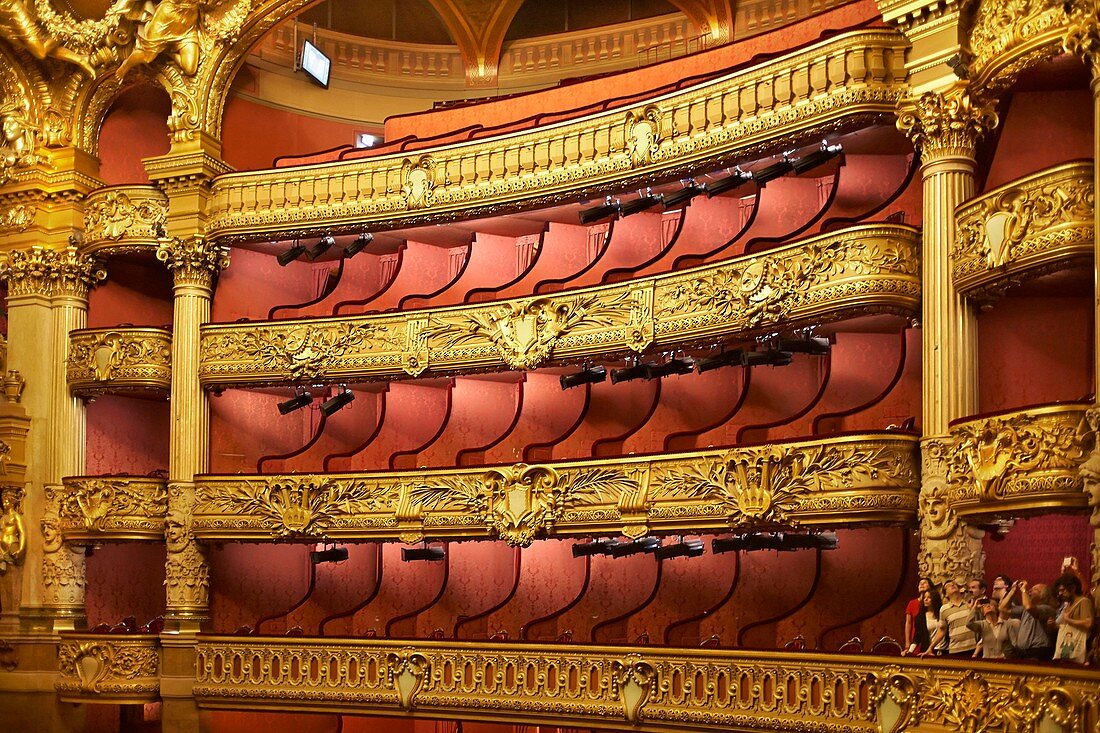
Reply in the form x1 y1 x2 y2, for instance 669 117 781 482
56 633 160 703
206 30 908 242
946 402 1091 519
192 637 1100 733
966 0 1071 93
67 327 172 397
199 224 919 387
953 162 1093 298
57 476 168 541
81 186 169 256
191 433 918 543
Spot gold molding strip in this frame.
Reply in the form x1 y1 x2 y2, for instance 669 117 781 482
81 185 169 256
199 224 920 387
206 30 908 243
953 161 1093 298
192 637 1100 732
67 327 173 398
57 633 160 704
191 433 919 544
968 0 1070 93
58 476 169 541
947 402 1091 519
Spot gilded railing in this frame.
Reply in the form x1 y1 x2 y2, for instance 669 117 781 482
68 327 173 397
81 185 169 256
947 403 1091 519
199 224 919 387
58 476 169 540
967 0 1071 93
57 633 160 703
191 433 919 544
953 161 1093 297
192 637 1100 733
206 30 908 242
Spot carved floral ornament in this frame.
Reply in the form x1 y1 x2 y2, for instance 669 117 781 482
67 328 172 396
189 436 919 543
83 187 169 247
967 0 1071 86
57 636 159 700
156 235 229 286
57 477 168 538
896 86 999 159
199 225 920 387
0 244 106 298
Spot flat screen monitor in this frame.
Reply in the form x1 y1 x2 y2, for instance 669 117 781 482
301 39 331 88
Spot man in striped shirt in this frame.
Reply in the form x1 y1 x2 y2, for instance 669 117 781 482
924 579 979 657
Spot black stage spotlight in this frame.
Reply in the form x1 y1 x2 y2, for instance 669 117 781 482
619 192 663 216
791 142 843 174
277 391 313 415
696 349 746 373
277 242 307 266
608 536 661 558
571 539 615 557
610 361 655 384
402 545 446 562
661 181 705 209
306 235 337 260
744 534 785 551
644 357 695 379
310 545 349 564
560 365 607 390
579 198 620 224
345 232 374 257
319 388 355 416
780 531 839 551
654 538 705 559
753 159 795 185
712 536 749 554
704 170 753 197
743 349 794 367
773 336 831 355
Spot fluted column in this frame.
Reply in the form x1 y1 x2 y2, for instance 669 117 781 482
898 84 997 583
157 235 228 629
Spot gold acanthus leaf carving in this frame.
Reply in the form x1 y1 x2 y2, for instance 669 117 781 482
408 464 637 546
202 477 396 538
59 479 168 530
234 323 397 381
896 86 998 159
969 0 1068 75
84 190 168 242
905 670 1070 733
423 292 631 370
58 640 159 693
948 413 1086 501
655 443 910 529
0 203 34 233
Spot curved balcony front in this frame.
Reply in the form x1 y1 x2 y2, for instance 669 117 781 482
57 633 160 704
966 0 1072 93
81 186 169 256
953 161 1093 298
58 475 168 541
67 326 173 398
191 432 918 543
947 402 1092 519
199 224 920 388
206 29 908 243
192 637 1100 733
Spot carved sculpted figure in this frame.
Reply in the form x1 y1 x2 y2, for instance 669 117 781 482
116 0 201 78
0 492 26 573
0 0 96 75
0 103 36 178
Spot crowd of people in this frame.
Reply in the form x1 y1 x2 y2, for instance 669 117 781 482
902 558 1097 664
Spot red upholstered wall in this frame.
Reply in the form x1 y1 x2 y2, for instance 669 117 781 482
96 85 172 185
221 95 364 171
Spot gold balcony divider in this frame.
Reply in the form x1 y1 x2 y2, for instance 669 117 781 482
192 637 1100 733
199 224 919 387
947 402 1092 519
953 161 1093 298
56 475 169 541
191 433 918 544
56 632 160 704
67 327 173 398
81 185 170 256
205 30 908 243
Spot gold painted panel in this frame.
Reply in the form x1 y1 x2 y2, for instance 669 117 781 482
191 433 919 543
947 403 1091 519
67 327 173 397
192 637 1100 733
81 186 169 256
199 224 920 387
57 634 160 704
58 476 169 540
206 30 908 243
953 161 1093 298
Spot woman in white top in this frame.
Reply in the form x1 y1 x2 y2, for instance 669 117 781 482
967 597 1020 659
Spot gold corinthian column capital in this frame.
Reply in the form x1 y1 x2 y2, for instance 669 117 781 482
155 235 230 294
896 83 999 163
0 244 106 300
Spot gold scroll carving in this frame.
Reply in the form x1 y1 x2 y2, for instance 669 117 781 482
191 434 918 544
205 30 908 242
82 186 169 255
199 224 919 387
947 403 1091 519
967 0 1071 92
57 476 168 540
57 634 160 703
192 637 1100 733
953 161 1093 298
67 327 172 397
